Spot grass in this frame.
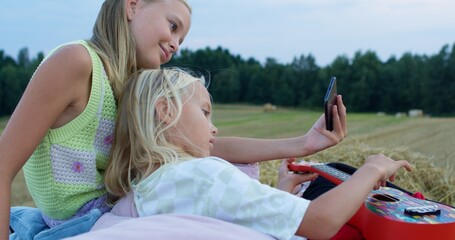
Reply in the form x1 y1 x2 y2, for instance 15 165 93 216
4 104 455 206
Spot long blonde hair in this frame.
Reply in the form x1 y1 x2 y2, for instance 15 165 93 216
105 68 205 201
88 0 192 100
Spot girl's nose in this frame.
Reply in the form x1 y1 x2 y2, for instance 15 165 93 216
211 125 218 135
169 39 179 54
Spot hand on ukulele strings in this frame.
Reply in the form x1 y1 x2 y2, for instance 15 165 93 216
364 154 412 190
302 95 347 155
277 158 318 194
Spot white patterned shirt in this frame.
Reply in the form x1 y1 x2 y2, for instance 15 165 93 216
133 157 310 240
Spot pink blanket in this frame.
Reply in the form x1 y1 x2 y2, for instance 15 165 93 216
67 163 273 240
69 213 273 240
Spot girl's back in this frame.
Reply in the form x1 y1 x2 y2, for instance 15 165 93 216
22 41 116 224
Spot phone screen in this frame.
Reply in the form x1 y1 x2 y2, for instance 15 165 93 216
324 77 337 131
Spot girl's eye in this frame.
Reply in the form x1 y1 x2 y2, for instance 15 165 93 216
202 109 210 116
169 21 177 31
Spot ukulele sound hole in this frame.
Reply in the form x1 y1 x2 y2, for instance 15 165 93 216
372 194 399 202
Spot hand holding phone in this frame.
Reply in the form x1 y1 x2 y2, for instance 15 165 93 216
324 77 337 131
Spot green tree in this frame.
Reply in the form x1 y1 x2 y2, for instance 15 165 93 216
237 58 261 102
272 68 295 106
290 54 320 107
0 65 21 115
422 45 452 115
209 68 240 102
349 51 383 112
17 48 30 68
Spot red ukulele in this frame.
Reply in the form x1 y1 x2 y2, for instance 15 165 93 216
288 162 455 240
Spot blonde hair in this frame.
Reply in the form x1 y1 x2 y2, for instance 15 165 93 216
105 67 205 201
88 0 192 100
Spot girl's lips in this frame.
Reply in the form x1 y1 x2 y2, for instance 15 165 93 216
160 46 170 62
163 48 172 62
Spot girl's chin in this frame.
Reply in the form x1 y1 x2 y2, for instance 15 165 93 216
189 151 210 159
138 59 161 69
149 63 161 69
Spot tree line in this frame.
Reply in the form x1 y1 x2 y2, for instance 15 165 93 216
0 49 44 116
1 43 454 117
168 44 455 116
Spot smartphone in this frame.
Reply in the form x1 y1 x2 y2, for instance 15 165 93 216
324 77 337 131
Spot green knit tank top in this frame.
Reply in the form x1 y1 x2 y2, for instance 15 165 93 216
23 40 117 220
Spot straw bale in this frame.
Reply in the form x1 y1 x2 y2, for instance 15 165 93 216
259 141 454 206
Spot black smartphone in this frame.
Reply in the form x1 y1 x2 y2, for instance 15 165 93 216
324 77 337 131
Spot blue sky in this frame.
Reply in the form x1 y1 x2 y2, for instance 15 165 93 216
1 0 454 66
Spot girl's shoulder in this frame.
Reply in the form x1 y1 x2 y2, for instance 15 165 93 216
176 157 236 177
187 156 230 167
43 43 92 78
29 41 98 129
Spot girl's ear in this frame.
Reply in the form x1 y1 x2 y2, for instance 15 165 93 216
155 99 173 124
126 0 139 21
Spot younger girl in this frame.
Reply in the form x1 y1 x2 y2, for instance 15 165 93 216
107 68 412 240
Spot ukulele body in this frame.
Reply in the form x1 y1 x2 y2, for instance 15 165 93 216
288 163 455 240
350 187 455 240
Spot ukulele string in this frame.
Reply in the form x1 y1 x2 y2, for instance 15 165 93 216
315 164 426 204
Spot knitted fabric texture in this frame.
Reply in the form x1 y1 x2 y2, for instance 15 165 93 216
23 40 117 220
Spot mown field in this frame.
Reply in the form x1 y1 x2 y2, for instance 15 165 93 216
5 104 455 206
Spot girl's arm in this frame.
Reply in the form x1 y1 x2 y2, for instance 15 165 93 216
0 45 92 240
295 154 412 239
211 95 347 163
